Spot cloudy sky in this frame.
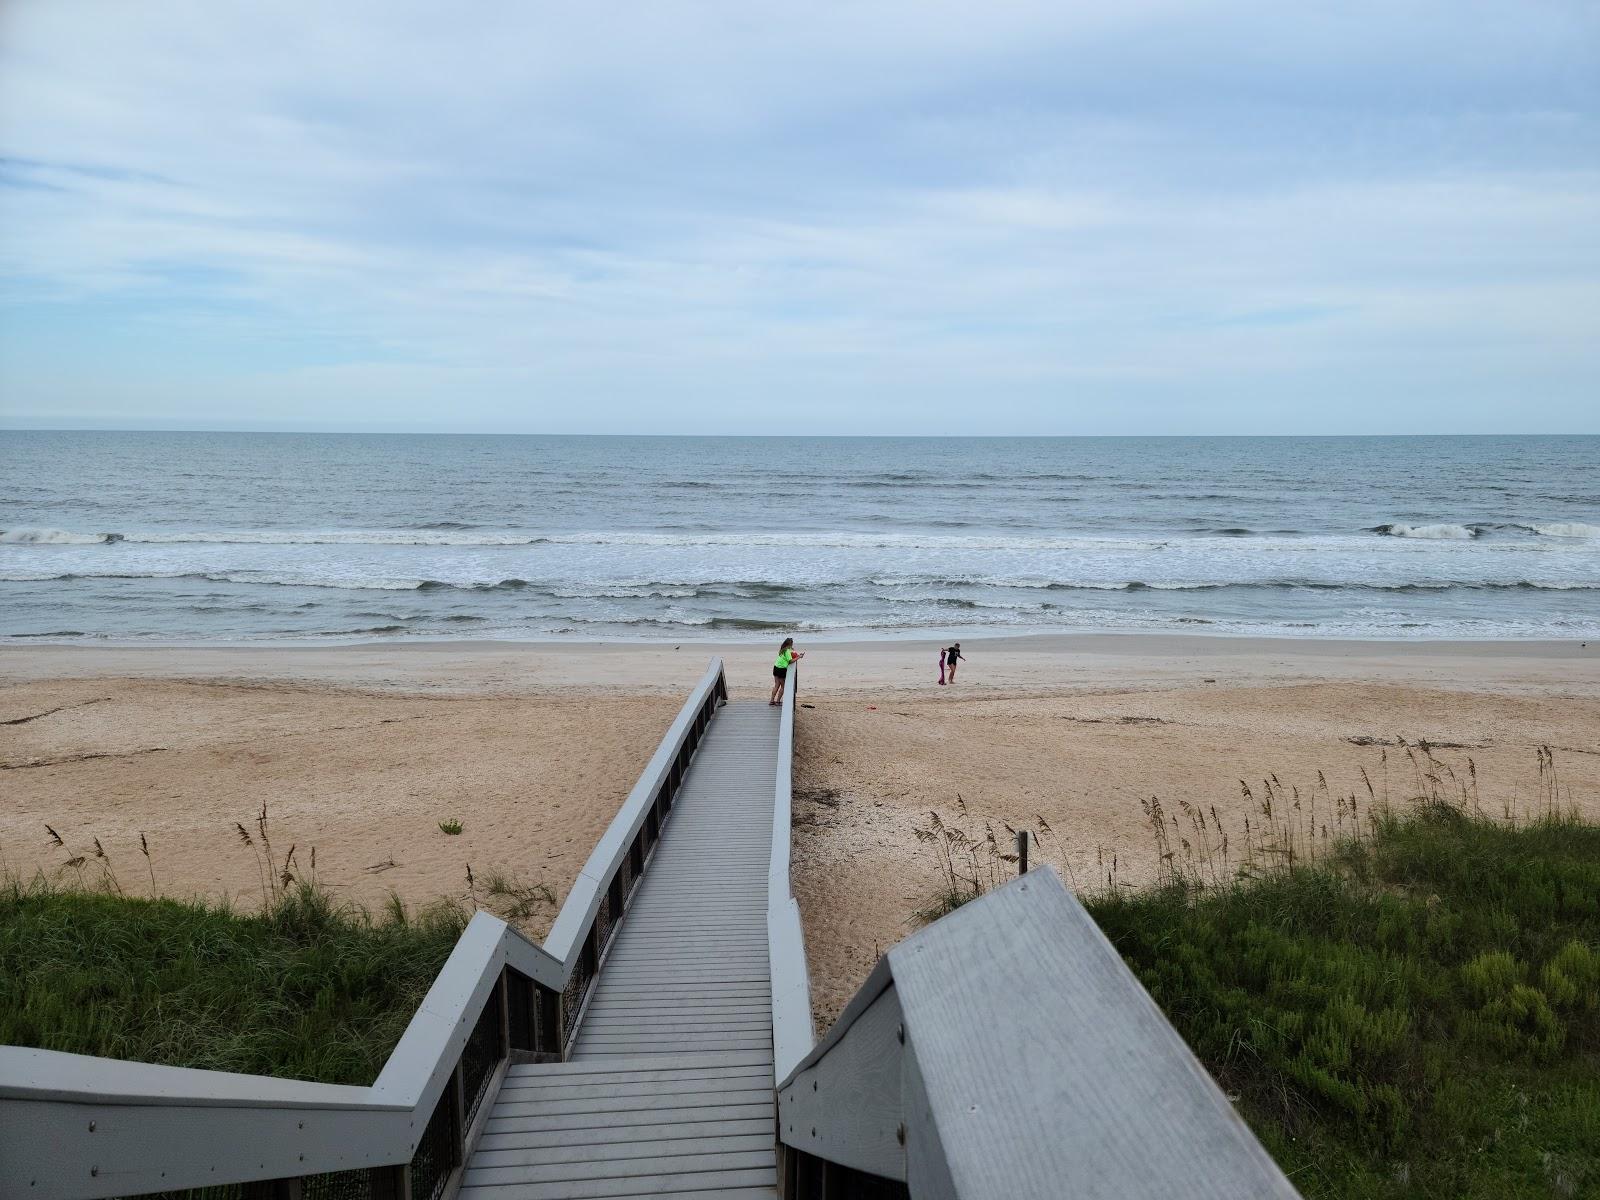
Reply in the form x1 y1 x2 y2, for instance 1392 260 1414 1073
1 2 1596 434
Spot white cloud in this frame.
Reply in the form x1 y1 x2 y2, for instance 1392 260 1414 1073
1 0 1597 432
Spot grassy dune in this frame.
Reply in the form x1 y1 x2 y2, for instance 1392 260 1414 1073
1091 804 1600 1199
0 882 464 1084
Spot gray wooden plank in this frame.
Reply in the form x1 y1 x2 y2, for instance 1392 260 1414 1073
574 1032 771 1047
575 1020 772 1036
578 1017 772 1033
464 1150 775 1188
474 1116 774 1152
581 994 768 1007
496 1094 777 1126
581 978 769 989
456 1168 778 1200
471 1133 773 1170
582 1000 771 1014
578 976 769 988
597 957 766 969
483 1102 772 1135
567 1048 770 1062
602 934 770 943
498 1074 771 1102
508 1050 770 1078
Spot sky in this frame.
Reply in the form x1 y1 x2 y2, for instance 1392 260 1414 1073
1 2 1597 436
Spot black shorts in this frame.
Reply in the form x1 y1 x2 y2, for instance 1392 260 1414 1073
773 666 787 680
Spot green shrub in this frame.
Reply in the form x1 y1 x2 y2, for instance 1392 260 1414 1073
1543 941 1600 1013
1460 950 1520 1003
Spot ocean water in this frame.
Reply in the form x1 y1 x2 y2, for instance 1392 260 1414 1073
1 431 1596 643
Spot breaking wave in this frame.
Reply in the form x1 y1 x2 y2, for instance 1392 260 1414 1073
1523 522 1600 539
0 528 122 545
1368 523 1477 540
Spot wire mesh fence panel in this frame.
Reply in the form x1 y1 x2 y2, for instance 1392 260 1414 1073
593 888 615 959
617 839 636 901
506 968 535 1052
122 1162 401 1199
300 1167 392 1200
559 947 592 1047
785 1154 911 1200
460 982 505 1128
407 1081 459 1200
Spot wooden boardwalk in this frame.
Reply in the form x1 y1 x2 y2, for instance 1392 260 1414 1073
460 700 781 1199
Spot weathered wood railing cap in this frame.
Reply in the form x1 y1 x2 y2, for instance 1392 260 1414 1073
779 866 1301 1200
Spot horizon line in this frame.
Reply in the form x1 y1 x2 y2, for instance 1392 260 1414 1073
4 426 1598 440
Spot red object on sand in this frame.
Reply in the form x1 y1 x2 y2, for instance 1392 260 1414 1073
939 649 946 685
867 705 877 711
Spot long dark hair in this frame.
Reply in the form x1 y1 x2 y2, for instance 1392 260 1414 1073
779 637 794 653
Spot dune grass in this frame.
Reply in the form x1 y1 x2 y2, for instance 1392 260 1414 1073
0 879 466 1084
1088 803 1600 1199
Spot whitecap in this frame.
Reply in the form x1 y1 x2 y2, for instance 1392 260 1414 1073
1370 523 1477 540
1530 522 1600 539
0 528 113 545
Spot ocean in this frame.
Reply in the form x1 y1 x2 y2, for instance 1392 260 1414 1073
1 431 1596 643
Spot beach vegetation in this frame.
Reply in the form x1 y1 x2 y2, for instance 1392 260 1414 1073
438 818 464 835
0 803 560 1085
908 747 1599 1199
0 875 465 1084
1092 799 1600 1199
481 870 557 920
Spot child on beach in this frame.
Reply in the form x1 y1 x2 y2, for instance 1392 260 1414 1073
770 637 803 705
944 642 964 683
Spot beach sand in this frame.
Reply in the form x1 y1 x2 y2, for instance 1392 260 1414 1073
4 635 1598 1021
0 675 682 937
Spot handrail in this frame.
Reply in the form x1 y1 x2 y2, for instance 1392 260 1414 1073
767 664 815 1084
775 868 1302 1199
0 659 729 1200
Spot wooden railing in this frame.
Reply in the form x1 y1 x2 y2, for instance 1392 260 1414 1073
773 867 1303 1200
0 659 729 1200
768 664 815 1086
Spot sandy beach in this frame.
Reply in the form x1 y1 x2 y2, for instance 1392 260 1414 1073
4 634 1598 1022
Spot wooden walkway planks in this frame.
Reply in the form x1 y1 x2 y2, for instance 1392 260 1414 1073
460 700 781 1199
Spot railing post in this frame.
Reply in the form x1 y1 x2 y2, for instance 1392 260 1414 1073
451 1059 467 1179
498 969 511 1056
536 983 561 1056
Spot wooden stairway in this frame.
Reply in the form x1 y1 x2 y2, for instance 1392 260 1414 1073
459 700 782 1198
